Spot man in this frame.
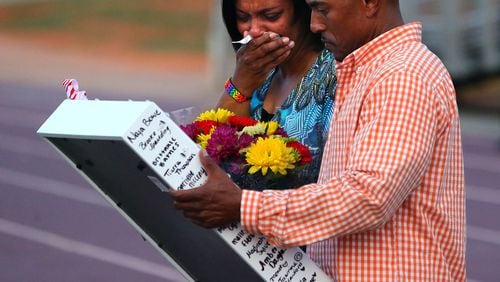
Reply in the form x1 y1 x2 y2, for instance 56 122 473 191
170 0 466 280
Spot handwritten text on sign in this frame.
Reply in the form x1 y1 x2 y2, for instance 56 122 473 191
125 105 329 281
126 107 207 190
217 223 322 282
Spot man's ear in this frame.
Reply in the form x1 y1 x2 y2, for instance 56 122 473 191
362 0 380 18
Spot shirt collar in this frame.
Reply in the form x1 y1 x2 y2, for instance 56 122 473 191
337 22 422 70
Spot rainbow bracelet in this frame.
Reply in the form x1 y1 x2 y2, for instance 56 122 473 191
225 78 250 103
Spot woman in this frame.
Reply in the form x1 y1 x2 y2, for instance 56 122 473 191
217 0 337 188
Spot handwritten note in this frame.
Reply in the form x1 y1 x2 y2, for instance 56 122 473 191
215 222 323 281
125 105 207 190
124 104 330 281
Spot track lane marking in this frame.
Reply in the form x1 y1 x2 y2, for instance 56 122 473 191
0 218 184 281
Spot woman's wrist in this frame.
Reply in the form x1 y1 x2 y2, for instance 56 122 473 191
224 78 252 103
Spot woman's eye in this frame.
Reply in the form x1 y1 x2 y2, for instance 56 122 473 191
236 13 249 22
264 12 281 21
317 8 329 16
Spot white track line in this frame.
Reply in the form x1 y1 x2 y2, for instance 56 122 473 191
0 218 184 281
467 225 500 246
0 132 58 160
467 185 500 205
0 166 107 207
464 153 500 174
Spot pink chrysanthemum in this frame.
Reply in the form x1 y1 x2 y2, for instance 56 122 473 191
206 124 239 164
274 127 288 137
237 133 254 150
225 160 245 175
180 123 197 140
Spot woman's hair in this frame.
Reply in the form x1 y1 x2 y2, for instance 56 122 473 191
222 0 323 51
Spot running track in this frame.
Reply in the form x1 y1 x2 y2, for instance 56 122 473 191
1 82 499 281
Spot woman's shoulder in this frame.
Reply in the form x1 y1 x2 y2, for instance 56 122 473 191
314 49 336 77
318 49 335 62
300 49 336 97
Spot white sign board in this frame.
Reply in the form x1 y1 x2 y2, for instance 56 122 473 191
37 100 330 282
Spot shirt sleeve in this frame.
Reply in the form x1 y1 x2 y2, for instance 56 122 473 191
241 190 261 235
241 69 451 248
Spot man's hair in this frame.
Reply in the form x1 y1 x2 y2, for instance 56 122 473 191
222 0 322 51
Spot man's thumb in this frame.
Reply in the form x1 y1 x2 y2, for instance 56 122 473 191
199 150 216 172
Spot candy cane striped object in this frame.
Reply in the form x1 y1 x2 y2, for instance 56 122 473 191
63 79 88 100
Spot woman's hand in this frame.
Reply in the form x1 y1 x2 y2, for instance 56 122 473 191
231 32 295 97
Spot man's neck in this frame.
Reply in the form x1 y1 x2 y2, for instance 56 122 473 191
373 7 404 39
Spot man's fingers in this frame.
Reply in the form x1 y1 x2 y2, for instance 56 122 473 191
199 150 217 172
199 150 230 179
169 186 207 205
170 189 195 201
173 198 203 211
183 210 203 220
170 150 241 229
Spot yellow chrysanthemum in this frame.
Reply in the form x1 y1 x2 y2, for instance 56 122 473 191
196 127 215 149
246 136 296 176
195 108 235 123
239 123 266 136
263 121 279 135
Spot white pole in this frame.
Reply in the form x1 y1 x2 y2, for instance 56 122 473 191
206 0 235 97
440 0 469 79
478 0 500 72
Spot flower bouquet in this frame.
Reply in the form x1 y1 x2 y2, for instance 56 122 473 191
180 108 312 190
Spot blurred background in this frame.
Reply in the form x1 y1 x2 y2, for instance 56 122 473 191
0 0 499 281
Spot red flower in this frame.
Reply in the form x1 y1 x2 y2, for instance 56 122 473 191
228 115 258 129
194 120 217 134
287 141 312 164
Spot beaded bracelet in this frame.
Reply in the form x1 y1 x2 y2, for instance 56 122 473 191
224 78 250 103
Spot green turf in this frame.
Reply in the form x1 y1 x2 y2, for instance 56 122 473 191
0 0 208 53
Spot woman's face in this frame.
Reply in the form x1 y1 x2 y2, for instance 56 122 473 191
235 0 298 40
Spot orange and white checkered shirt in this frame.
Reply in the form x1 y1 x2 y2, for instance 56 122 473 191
241 22 465 281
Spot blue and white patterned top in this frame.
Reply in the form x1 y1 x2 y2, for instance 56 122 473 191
250 49 337 188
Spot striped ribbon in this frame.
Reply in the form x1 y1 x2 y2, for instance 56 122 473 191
63 79 87 100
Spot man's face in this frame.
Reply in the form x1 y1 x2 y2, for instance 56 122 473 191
306 0 371 61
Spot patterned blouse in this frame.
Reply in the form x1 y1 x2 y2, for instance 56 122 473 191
249 49 337 188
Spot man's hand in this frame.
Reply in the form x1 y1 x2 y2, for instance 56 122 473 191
169 151 242 229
